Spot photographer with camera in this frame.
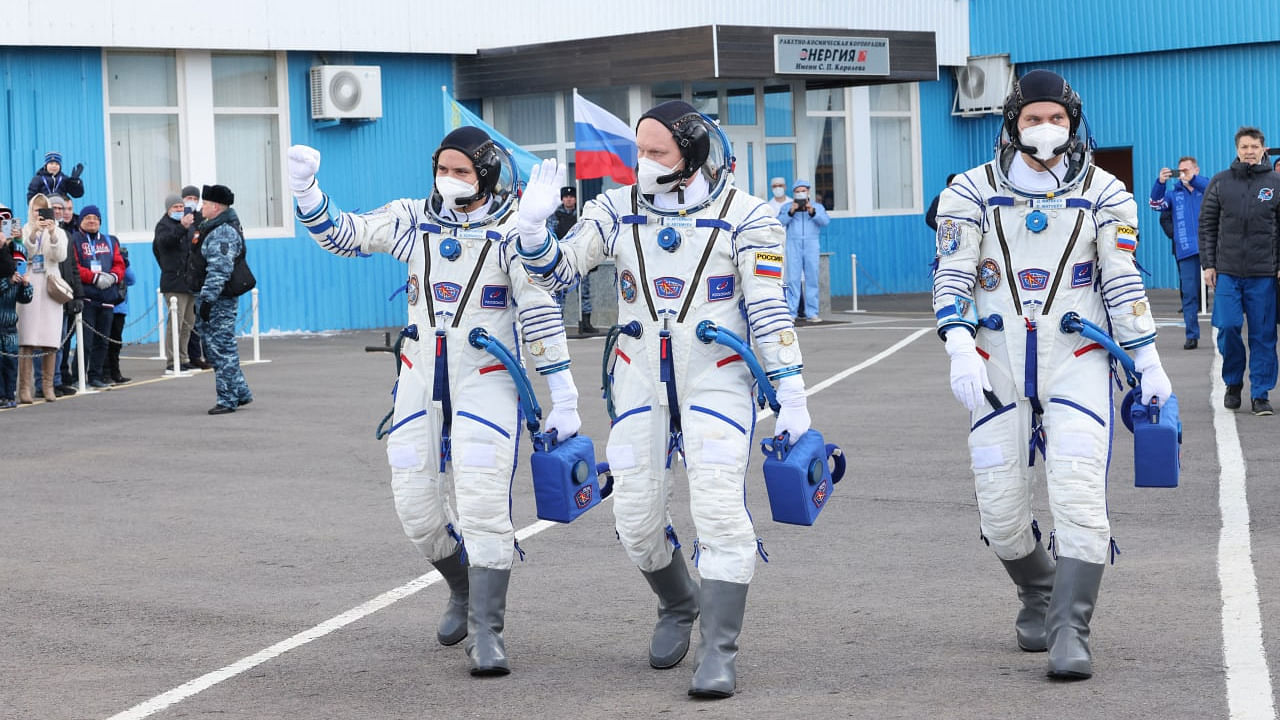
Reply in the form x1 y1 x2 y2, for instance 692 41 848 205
153 191 199 371
1149 157 1209 350
778 178 830 322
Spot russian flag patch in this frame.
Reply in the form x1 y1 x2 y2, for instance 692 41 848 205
1115 225 1137 252
754 251 783 279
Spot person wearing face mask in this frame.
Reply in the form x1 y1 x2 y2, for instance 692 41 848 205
514 100 812 699
1198 127 1280 416
286 127 581 678
932 69 1173 681
767 176 790 216
779 179 830 323
152 192 198 371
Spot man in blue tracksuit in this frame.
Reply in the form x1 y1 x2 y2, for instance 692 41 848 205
1150 156 1209 349
777 179 830 322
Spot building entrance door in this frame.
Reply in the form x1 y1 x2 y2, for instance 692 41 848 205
723 126 765 198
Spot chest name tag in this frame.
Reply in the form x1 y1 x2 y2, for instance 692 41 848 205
662 216 696 230
1028 197 1066 210
456 228 488 240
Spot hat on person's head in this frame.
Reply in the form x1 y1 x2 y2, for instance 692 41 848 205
0 204 11 219
770 176 786 187
48 195 66 208
81 205 102 220
45 151 62 165
164 193 181 209
560 186 576 198
792 179 811 191
202 184 234 206
181 185 200 199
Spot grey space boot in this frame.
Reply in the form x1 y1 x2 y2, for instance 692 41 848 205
430 549 469 646
999 542 1055 652
1045 556 1105 680
688 579 749 699
465 567 512 676
640 550 700 668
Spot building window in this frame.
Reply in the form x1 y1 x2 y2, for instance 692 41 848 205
103 49 291 240
868 83 918 212
105 51 182 234
803 88 849 211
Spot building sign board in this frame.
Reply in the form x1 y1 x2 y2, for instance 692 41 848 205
774 34 890 76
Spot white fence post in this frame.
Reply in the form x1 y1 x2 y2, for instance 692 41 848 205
167 297 187 376
153 289 167 360
245 288 270 364
848 253 866 313
75 313 91 394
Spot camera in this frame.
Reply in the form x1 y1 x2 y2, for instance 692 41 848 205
37 208 54 221
184 205 195 216
1 219 10 236
1267 147 1280 157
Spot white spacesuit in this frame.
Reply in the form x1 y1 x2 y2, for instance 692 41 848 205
515 101 811 699
288 128 580 677
933 71 1172 680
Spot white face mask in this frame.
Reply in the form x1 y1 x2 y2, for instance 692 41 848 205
169 211 184 221
1020 123 1071 161
772 186 786 199
637 157 682 195
436 176 479 208
793 191 809 201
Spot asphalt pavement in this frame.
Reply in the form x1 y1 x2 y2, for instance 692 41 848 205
2 291 1275 720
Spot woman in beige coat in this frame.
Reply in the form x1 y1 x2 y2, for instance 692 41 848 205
16 194 68 403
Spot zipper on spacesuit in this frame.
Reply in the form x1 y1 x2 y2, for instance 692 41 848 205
1039 211 1086 316
659 320 684 468
449 239 493 328
675 188 737 323
433 330 453 471
1024 310 1047 466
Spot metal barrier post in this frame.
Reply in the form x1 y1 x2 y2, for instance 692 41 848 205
153 289 167 360
848 253 866 313
244 288 271 364
75 313 91 394
1199 274 1210 317
167 297 188 376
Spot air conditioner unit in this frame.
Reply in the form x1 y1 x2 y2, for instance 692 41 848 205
311 65 382 120
952 54 1013 117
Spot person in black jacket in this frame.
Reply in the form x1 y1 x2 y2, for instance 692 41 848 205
1199 126 1280 415
153 193 197 371
178 185 211 369
26 152 84 203
49 194 83 394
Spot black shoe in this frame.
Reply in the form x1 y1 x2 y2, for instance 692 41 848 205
112 375 131 385
180 363 194 371
208 404 236 415
1252 397 1274 416
1183 338 1198 350
194 359 212 370
89 379 111 389
56 384 77 396
238 397 253 407
1225 385 1243 410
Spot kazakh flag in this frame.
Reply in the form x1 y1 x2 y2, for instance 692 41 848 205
442 86 542 187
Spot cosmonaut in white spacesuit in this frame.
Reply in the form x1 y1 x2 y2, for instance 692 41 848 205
287 127 581 677
932 70 1173 680
514 100 812 699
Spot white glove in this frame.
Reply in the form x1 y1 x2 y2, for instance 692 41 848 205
542 367 581 438
517 158 565 254
945 330 991 412
1133 344 1173 406
288 145 324 213
772 374 811 439
94 272 117 289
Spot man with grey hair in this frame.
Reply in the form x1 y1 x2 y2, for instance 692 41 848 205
153 191 197 371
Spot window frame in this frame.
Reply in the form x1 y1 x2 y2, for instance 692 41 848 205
102 48 293 243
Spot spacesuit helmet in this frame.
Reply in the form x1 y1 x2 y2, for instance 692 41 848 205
635 101 733 211
995 69 1092 194
429 126 517 224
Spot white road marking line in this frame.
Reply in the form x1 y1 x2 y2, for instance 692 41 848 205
1211 331 1276 720
106 329 926 720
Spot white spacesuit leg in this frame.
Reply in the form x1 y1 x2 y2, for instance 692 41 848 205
386 363 459 563
967 336 1038 562
607 347 678 574
681 375 758 584
1042 349 1113 565
450 370 522 571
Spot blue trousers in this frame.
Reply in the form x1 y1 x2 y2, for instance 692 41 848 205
785 234 820 318
1213 273 1278 397
0 330 17 399
1177 256 1201 341
199 297 252 408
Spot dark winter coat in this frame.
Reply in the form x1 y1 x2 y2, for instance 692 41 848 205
1199 161 1280 277
152 215 194 293
26 166 84 202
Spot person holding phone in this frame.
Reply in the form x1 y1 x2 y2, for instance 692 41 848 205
0 208 34 408
778 179 830 323
16 195 69 403
1150 157 1209 349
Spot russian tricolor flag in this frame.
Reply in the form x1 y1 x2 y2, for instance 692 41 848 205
573 92 637 185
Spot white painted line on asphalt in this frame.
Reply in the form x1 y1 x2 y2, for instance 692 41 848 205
106 329 926 720
1211 331 1276 720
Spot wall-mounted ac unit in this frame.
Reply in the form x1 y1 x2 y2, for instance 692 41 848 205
310 65 382 120
952 55 1013 117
